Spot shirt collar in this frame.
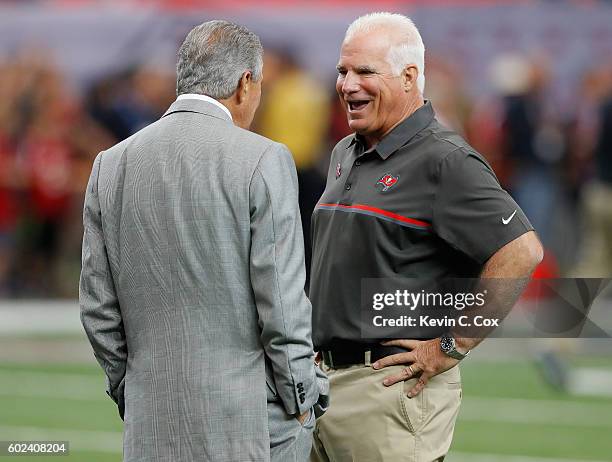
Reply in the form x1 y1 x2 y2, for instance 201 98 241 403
176 94 233 122
348 101 435 160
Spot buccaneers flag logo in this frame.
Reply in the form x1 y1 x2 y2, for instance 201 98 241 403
376 173 399 192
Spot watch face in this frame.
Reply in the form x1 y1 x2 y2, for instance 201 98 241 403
440 335 454 353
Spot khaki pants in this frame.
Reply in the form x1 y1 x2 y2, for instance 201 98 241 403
311 364 461 462
572 182 612 277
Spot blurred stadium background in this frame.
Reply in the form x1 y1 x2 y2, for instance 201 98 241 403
1 0 611 461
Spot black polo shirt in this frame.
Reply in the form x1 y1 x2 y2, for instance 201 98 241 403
309 102 533 350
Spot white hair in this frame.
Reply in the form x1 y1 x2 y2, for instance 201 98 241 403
345 12 425 94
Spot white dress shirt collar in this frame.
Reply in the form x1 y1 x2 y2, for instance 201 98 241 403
176 93 233 122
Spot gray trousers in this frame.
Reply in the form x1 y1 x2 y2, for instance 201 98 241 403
268 401 315 462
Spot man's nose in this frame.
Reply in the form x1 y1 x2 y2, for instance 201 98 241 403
341 72 360 94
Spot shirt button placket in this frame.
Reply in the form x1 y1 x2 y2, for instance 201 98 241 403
344 157 361 193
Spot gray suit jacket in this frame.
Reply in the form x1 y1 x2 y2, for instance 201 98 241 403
80 98 326 462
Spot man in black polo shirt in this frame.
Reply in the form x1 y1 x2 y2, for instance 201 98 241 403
309 12 544 462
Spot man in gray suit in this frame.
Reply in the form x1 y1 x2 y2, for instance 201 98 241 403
80 20 326 462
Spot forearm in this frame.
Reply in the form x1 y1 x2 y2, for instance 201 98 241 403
453 231 544 352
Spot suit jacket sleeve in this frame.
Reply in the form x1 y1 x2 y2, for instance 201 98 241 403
79 152 127 418
249 143 319 416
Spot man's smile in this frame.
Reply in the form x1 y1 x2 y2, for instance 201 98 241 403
347 100 370 113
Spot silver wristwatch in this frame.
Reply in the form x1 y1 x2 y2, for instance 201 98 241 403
440 333 469 360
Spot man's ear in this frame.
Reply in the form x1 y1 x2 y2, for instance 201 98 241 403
236 71 252 104
402 65 418 92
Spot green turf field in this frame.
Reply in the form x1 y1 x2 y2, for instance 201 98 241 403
1 359 611 462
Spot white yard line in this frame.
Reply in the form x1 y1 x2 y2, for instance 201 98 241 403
568 368 612 397
459 397 612 428
0 426 122 454
0 301 82 334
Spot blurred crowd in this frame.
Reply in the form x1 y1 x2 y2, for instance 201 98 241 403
0 46 611 298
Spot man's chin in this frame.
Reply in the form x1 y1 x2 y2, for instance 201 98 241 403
347 119 368 133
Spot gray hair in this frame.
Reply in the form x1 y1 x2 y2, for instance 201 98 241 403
345 12 425 94
176 20 263 99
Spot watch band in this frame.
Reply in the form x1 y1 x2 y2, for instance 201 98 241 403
440 333 469 360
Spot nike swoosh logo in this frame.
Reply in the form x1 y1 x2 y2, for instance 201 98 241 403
502 209 517 225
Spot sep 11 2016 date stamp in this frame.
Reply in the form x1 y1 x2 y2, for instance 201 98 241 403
0 441 69 456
